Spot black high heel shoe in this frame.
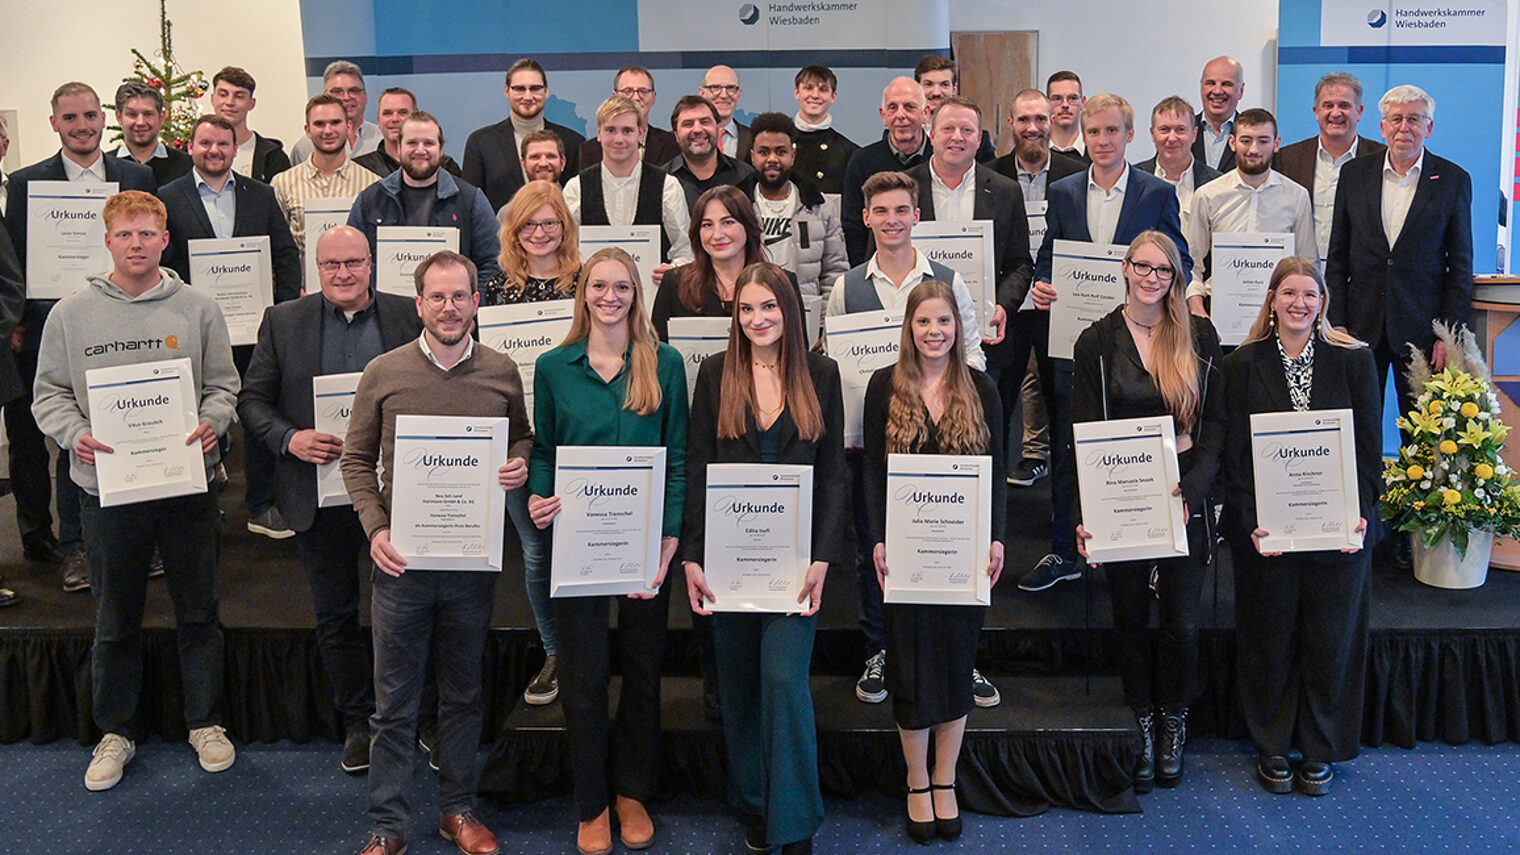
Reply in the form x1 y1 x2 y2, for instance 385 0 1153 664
906 785 935 845
931 783 962 840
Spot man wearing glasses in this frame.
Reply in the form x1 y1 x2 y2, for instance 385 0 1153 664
464 58 586 213
700 65 752 161
238 225 421 775
579 65 681 169
292 62 384 166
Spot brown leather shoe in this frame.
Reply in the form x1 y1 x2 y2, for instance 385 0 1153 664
614 795 655 850
439 809 499 855
577 807 614 855
357 832 407 855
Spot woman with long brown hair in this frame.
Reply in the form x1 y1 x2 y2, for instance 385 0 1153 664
1223 258 1379 796
681 262 845 855
526 247 688 855
863 280 1007 843
1071 231 1225 792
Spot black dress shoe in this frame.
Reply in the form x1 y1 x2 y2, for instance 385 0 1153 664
905 786 935 845
61 549 90 592
1297 760 1334 796
342 727 371 773
22 537 64 565
1256 753 1292 794
744 815 772 853
931 783 962 841
702 688 722 723
779 839 812 855
1388 536 1413 572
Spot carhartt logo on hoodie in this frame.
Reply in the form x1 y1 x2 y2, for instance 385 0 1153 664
83 336 177 357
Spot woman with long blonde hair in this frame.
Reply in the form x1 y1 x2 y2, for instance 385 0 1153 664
863 280 1007 843
1071 231 1226 792
526 246 688 854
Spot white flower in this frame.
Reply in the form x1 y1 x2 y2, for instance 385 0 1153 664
1500 465 1510 476
1477 489 1488 501
1442 417 1456 429
1421 480 1432 489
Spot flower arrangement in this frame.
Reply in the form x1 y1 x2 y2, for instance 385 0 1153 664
1381 323 1520 557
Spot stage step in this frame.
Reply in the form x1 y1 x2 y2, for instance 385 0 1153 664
480 675 1144 815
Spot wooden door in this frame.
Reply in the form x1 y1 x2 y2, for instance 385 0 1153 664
950 31 1038 158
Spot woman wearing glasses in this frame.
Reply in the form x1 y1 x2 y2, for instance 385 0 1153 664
1071 232 1225 791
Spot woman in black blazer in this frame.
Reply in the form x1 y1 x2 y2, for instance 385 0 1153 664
1222 257 1381 797
681 262 847 855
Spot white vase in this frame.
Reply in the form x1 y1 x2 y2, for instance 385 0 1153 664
1412 528 1493 589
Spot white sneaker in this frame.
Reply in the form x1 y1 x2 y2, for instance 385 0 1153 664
188 725 236 773
85 733 135 791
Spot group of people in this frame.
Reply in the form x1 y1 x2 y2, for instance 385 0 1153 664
0 45 1473 855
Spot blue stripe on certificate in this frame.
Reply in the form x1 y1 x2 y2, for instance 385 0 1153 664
559 465 653 470
191 249 258 258
1254 426 1340 437
1078 434 1163 445
315 391 353 398
90 376 178 391
394 435 492 441
899 473 979 479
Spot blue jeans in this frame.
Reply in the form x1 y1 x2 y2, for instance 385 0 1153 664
367 567 497 836
82 490 223 739
506 486 556 654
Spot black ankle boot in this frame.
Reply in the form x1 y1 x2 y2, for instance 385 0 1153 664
1155 706 1188 787
1134 708 1156 793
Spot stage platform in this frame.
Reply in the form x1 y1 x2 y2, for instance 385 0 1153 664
2 440 1519 812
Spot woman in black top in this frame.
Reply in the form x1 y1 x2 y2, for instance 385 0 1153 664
1071 231 1225 791
863 280 1007 843
682 262 846 855
1222 258 1380 796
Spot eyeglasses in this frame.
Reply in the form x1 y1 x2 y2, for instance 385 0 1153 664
327 86 365 97
1384 113 1428 128
509 85 547 95
519 219 563 236
700 84 741 95
1126 259 1176 281
316 258 369 273
422 292 474 308
616 87 655 99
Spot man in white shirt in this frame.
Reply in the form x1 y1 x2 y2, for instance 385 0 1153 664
1184 108 1316 318
699 65 750 160
210 66 290 183
291 62 385 166
1133 97 1222 234
1046 71 1088 163
1194 56 1245 172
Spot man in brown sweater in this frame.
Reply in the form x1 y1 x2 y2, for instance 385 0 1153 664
341 249 532 855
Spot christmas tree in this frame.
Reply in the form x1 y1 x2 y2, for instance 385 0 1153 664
105 0 209 149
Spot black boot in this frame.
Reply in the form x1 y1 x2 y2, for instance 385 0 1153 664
1155 706 1189 787
1134 708 1156 793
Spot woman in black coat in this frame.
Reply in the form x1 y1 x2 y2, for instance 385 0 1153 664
1222 257 1381 797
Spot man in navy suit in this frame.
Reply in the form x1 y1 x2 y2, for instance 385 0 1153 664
1021 93 1193 592
462 58 585 213
4 82 156 590
160 114 302 540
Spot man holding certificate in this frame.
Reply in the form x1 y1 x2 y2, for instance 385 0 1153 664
31 190 240 792
1222 258 1381 797
341 249 530 855
238 225 421 774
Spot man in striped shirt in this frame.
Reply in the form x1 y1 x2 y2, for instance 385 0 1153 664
273 94 379 290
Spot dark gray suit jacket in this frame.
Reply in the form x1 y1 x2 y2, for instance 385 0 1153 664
237 290 422 531
906 162 1033 309
1132 156 1224 192
159 171 302 304
1192 112 1237 172
462 118 585 213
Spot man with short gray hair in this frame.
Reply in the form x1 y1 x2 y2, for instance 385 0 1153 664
1195 56 1246 171
292 61 384 165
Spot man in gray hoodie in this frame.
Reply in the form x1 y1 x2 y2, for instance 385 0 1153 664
32 190 241 792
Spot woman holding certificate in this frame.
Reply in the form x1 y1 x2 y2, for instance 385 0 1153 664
483 179 581 706
681 262 846 855
1071 232 1225 792
526 247 687 855
1222 258 1380 797
862 280 1007 843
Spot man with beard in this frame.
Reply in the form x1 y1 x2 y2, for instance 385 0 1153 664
4 82 156 591
349 112 501 291
273 95 380 277
790 65 858 195
161 114 302 539
736 112 847 300
519 130 567 186
578 65 681 169
841 77 932 265
211 66 291 183
563 95 693 285
913 55 996 163
292 62 383 166
352 88 462 179
463 58 585 213
1195 56 1247 172
1134 97 1223 234
666 95 754 210
1184 108 1315 320
342 249 532 855
111 82 192 185
700 65 751 161
1047 71 1089 164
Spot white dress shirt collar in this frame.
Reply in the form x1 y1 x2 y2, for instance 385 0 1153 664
62 152 107 181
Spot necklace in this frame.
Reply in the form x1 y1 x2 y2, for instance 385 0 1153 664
753 359 777 369
1123 307 1157 336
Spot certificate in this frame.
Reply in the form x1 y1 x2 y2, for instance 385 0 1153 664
187 236 272 346
913 220 996 339
701 464 814 612
25 180 117 300
550 446 668 597
578 224 661 309
477 299 575 422
388 415 508 571
667 316 731 402
802 294 823 348
85 357 207 507
1250 408 1362 552
1018 201 1047 311
824 310 902 447
312 372 363 508
1047 239 1127 360
301 196 355 293
1211 232 1293 346
375 226 458 297
883 454 993 606
1072 416 1189 564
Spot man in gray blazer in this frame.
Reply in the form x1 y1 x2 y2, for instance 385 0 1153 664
237 225 422 773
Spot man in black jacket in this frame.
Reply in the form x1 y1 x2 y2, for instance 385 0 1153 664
462 58 585 213
790 65 859 195
210 66 290 184
110 82 192 186
841 77 932 265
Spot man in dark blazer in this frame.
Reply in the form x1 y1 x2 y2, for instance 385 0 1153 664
1023 93 1193 593
1135 98 1224 217
578 66 680 169
462 58 585 213
4 81 157 588
701 65 753 162
1325 83 1472 424
160 115 302 540
1193 57 1246 173
238 224 421 773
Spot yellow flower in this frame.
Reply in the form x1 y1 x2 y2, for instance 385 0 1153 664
1476 463 1495 480
1406 464 1426 480
1443 489 1462 505
1414 500 1426 510
1429 400 1444 414
1440 440 1459 455
1462 402 1480 418
1457 422 1495 448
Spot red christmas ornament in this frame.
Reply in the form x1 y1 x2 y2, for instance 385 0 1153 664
149 77 163 89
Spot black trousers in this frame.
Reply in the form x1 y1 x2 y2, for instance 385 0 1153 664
1233 544 1370 762
555 586 670 822
294 507 374 731
7 343 83 551
1372 336 1418 437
